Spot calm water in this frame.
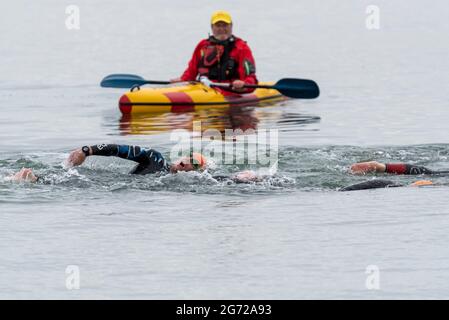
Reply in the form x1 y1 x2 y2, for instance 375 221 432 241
1 0 449 299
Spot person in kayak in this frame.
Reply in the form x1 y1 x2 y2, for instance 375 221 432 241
170 10 258 93
340 161 436 191
8 144 263 183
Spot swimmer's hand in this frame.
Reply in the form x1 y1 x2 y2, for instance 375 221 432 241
66 148 88 167
10 168 38 183
232 170 262 183
350 161 386 175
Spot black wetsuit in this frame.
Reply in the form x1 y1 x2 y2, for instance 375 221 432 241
90 144 169 174
339 179 403 191
384 163 433 175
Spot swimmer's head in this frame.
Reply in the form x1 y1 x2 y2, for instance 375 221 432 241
170 153 207 173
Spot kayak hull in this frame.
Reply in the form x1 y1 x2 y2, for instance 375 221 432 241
118 82 285 114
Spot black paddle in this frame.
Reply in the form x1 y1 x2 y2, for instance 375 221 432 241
100 74 320 99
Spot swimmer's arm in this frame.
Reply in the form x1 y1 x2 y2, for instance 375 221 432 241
89 144 150 164
350 161 433 175
350 161 386 175
212 171 262 183
231 170 263 183
67 144 150 167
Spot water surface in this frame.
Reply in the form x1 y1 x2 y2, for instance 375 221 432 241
1 0 449 299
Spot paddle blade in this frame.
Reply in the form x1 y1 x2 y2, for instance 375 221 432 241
274 78 320 99
100 74 147 88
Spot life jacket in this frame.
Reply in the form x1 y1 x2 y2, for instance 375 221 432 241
197 36 239 81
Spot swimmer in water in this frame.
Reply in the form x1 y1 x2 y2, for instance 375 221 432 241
8 150 444 190
8 144 263 183
340 161 439 191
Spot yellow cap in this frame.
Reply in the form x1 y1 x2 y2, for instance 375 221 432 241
211 10 232 25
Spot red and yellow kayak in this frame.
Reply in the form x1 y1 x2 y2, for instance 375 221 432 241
118 82 285 114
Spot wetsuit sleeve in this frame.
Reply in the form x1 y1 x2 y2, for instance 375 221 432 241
340 179 403 191
385 163 433 175
180 41 204 81
89 144 168 175
90 144 148 164
237 41 258 92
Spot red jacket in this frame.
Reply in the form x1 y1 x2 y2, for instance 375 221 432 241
180 36 258 93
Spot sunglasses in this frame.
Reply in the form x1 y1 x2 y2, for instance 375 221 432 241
178 152 201 170
178 161 200 169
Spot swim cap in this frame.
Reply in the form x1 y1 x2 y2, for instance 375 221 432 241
190 152 207 169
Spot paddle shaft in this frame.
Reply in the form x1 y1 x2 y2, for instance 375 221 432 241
140 80 171 85
138 82 274 90
100 74 320 99
241 84 275 89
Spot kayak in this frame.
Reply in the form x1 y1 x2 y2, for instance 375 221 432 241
118 82 285 114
